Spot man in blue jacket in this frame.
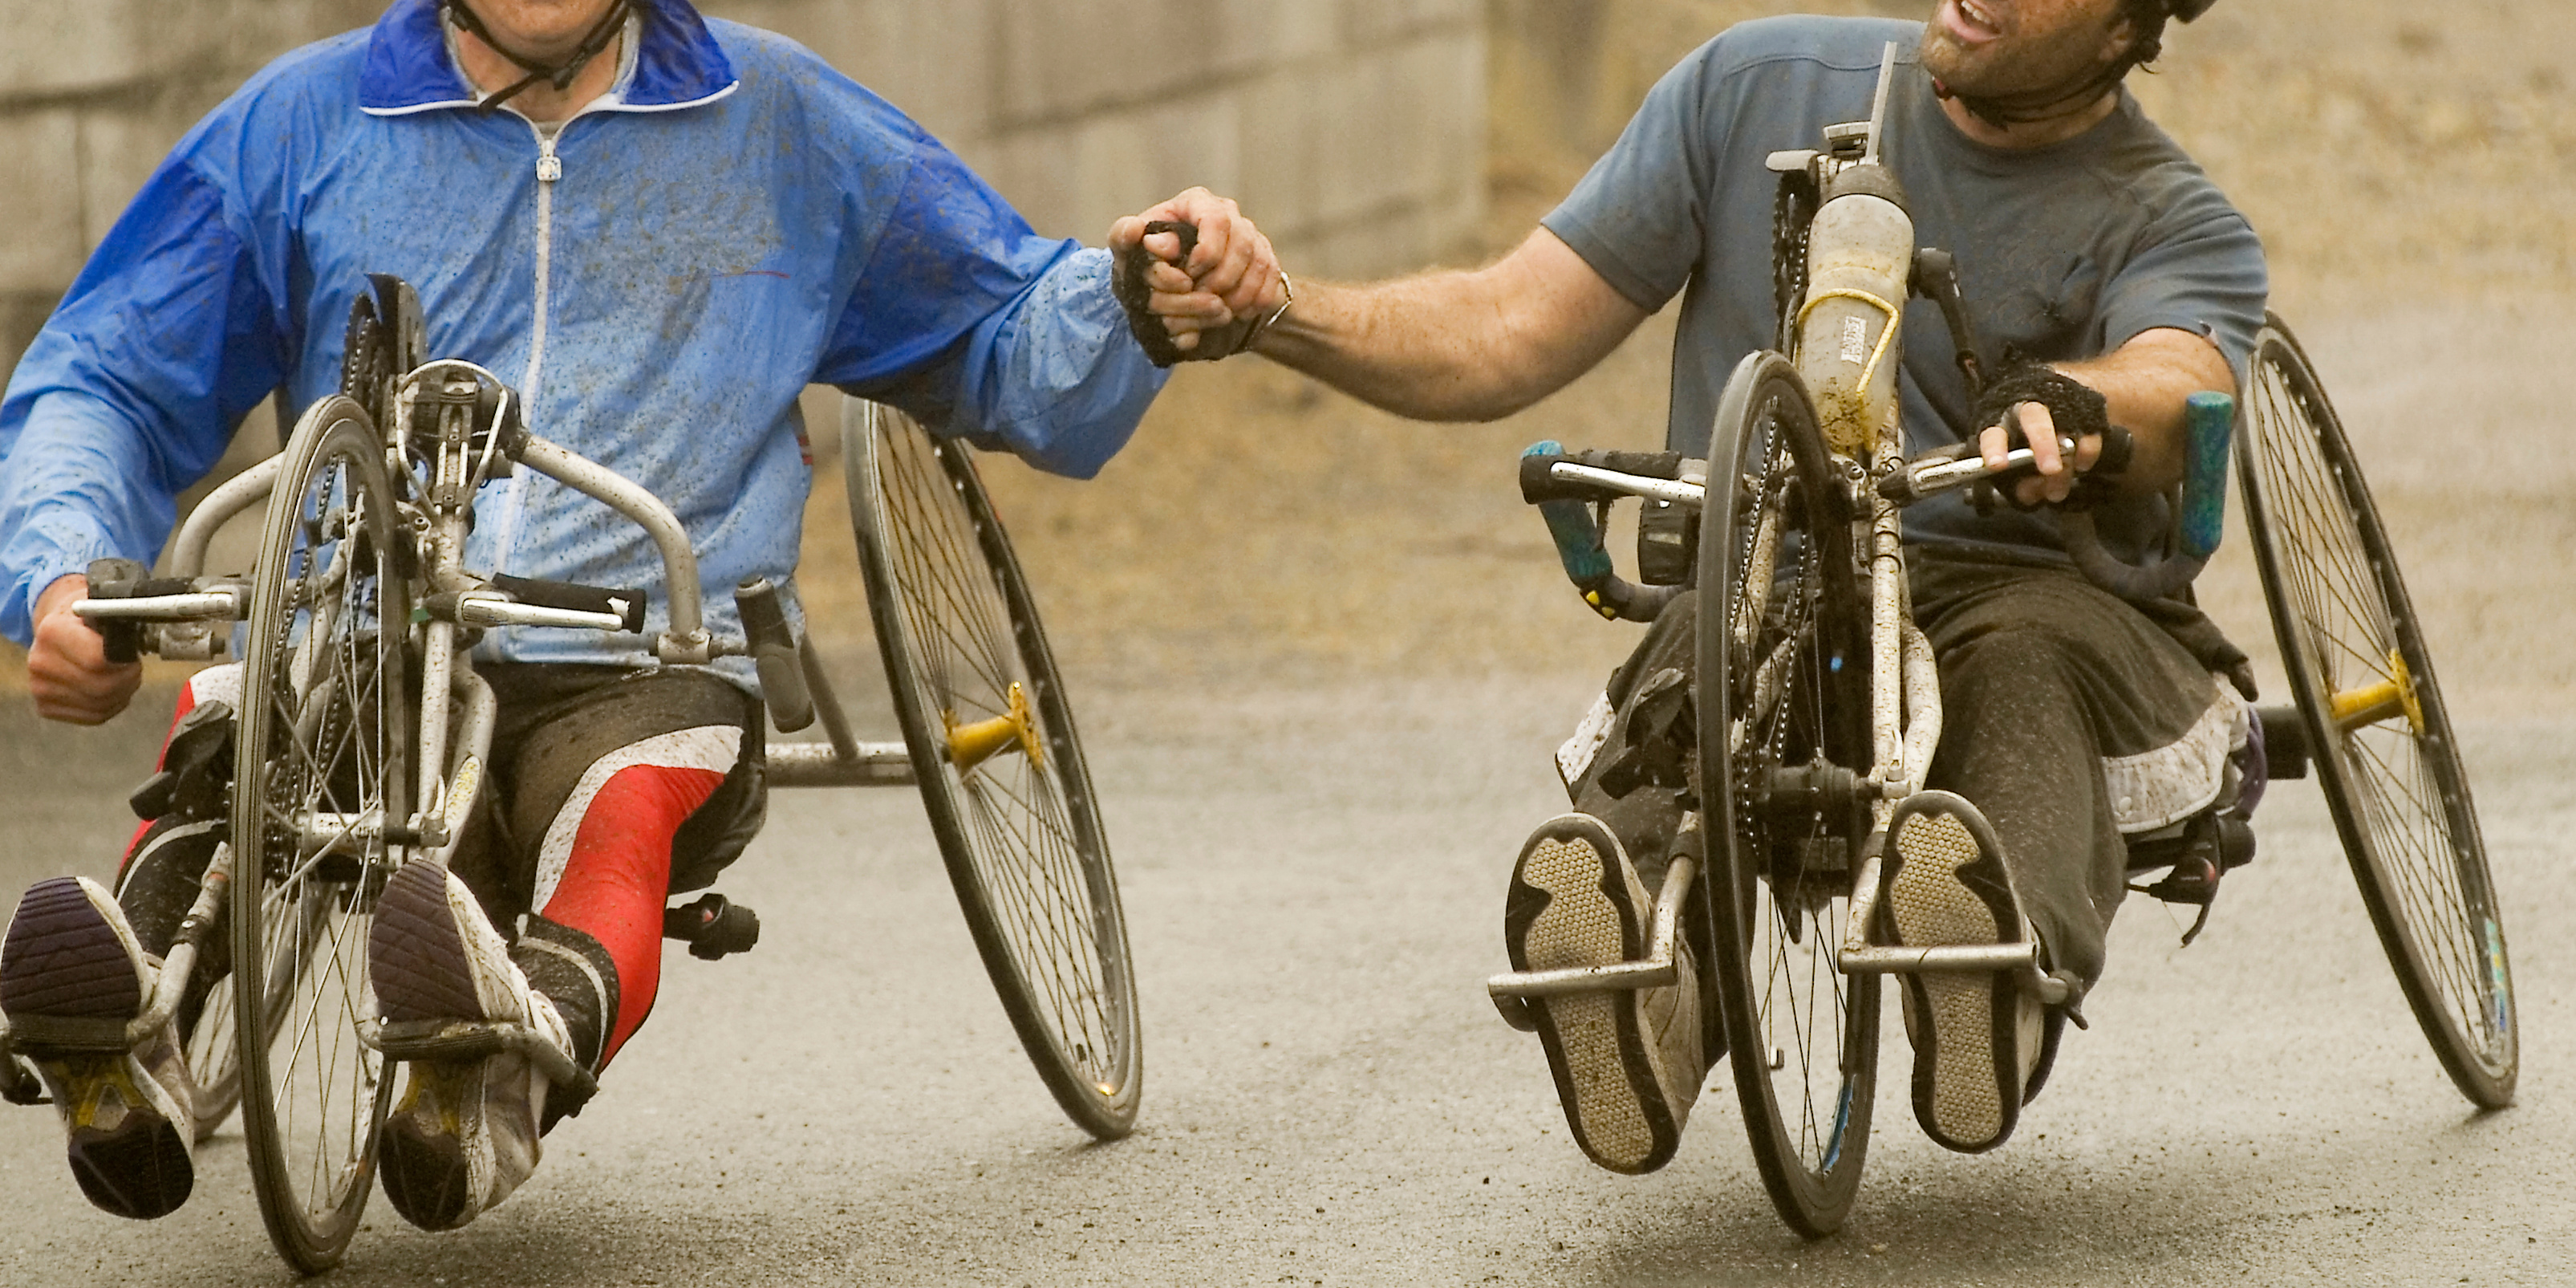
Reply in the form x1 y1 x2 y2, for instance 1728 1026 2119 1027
0 0 1175 1229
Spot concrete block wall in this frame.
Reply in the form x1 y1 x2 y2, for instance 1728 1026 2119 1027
0 0 387 377
0 0 1487 383
712 0 1487 278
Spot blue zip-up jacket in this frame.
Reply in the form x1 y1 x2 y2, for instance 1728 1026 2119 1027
0 0 1165 678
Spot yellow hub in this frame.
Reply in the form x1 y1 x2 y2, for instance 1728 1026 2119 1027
943 681 1043 774
2327 649 2424 734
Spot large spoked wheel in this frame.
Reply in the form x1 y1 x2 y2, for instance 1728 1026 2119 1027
2237 316 2515 1108
183 983 244 1143
1695 352 1879 1236
845 400 1142 1140
232 396 412 1270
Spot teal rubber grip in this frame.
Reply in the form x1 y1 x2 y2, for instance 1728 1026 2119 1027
1523 441 1613 585
2177 390 2234 561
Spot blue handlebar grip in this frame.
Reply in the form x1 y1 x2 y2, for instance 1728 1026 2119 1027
1523 441 1614 587
2177 390 2234 561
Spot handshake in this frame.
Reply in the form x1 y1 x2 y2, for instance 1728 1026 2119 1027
1108 188 1293 367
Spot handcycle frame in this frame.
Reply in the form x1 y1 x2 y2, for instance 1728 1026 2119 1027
1486 43 2513 1238
0 296 1141 1269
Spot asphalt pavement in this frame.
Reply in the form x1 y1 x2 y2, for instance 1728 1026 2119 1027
0 664 2570 1286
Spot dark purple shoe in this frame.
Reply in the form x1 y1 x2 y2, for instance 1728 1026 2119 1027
2 877 197 1219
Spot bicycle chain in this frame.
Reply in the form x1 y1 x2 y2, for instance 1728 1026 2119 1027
1771 170 1817 354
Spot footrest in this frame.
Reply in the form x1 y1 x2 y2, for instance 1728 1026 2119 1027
0 1014 134 1053
363 1017 599 1100
1836 834 2072 1004
1485 855 1695 1014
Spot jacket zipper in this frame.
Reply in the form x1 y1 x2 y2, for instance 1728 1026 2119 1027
489 120 578 597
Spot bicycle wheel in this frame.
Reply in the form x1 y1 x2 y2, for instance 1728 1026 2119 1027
845 400 1142 1140
2237 316 2514 1107
1695 352 1878 1237
232 396 411 1270
183 984 241 1142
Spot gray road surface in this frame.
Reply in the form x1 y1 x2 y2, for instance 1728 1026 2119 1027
0 676 2569 1286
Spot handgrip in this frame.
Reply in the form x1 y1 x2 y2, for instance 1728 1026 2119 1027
488 574 647 632
2060 390 2236 602
735 577 813 733
81 558 149 664
2176 390 2235 561
1520 441 1678 623
663 892 761 961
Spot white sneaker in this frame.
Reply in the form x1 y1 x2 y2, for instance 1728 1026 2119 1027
1 876 198 1218
368 860 574 1230
1503 815 1703 1174
1884 792 2045 1153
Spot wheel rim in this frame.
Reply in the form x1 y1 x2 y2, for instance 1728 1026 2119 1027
2244 329 2514 1100
854 406 1140 1133
1702 356 1875 1234
234 402 407 1267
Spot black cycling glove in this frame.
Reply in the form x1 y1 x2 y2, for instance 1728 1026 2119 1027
1974 359 2110 447
1114 221 1241 368
1971 359 2132 510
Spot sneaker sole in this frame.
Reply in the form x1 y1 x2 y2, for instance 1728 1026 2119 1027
1888 807 2019 1153
2 878 145 1023
1507 822 1676 1175
370 862 481 1024
4 880 193 1219
63 1054 195 1221
378 1064 480 1232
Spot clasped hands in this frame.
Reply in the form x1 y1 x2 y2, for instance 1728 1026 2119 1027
1107 188 1289 362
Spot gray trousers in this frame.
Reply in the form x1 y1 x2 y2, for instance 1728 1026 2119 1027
1561 546 2241 999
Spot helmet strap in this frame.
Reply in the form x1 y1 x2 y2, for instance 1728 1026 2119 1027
444 0 636 114
1933 9 2167 132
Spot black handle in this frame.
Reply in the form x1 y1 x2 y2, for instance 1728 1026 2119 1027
81 558 148 664
487 574 647 632
1519 449 1687 505
663 892 761 961
1143 219 1199 265
735 577 813 733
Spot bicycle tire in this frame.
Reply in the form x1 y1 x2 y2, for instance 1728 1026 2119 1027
183 984 241 1143
1695 352 1880 1237
2237 316 2515 1107
232 396 410 1270
844 400 1142 1140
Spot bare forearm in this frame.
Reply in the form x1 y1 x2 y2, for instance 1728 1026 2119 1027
1248 231 1648 423
2059 327 2234 494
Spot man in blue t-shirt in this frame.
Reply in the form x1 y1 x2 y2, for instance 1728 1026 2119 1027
1116 0 2261 1170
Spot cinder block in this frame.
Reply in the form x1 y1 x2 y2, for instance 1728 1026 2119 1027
0 109 88 294
1291 201 1440 280
0 0 149 99
1308 36 1483 227
995 0 1337 127
997 0 1200 124
983 95 1241 244
1335 0 1479 48
703 0 1001 145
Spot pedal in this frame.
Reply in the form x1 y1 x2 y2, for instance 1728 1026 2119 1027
128 700 236 821
663 893 760 961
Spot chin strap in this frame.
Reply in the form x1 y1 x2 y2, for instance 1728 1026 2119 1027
1936 17 2168 131
445 0 636 113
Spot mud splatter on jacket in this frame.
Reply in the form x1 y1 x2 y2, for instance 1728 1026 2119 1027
0 0 1164 678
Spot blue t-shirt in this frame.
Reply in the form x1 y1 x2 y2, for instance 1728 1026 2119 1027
1543 16 2268 559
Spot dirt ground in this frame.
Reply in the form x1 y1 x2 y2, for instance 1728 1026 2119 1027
9 1 2572 716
